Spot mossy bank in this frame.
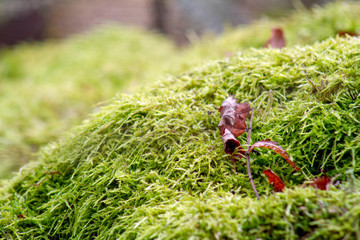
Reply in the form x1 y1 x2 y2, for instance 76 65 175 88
2 1 360 180
0 27 177 179
1 37 360 239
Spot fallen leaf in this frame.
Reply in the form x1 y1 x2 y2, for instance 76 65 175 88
264 27 286 49
221 128 245 161
309 176 331 190
263 169 285 192
305 170 331 190
249 141 300 171
337 31 358 37
218 96 250 138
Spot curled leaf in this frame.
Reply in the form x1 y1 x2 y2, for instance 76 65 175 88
263 169 285 192
218 96 250 138
263 28 286 49
221 128 245 161
249 141 300 171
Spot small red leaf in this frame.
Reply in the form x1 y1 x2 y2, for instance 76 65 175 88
263 28 286 49
249 141 300 171
18 214 25 219
306 170 331 190
263 169 285 192
218 96 250 138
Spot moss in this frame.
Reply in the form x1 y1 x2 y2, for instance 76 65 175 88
133 184 360 240
2 2 360 179
0 26 178 179
1 37 359 239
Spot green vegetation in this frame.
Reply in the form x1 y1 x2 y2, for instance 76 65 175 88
185 2 360 60
0 26 178 178
1 37 359 239
2 2 360 180
1 2 360 238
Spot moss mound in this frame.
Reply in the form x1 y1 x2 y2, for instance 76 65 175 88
2 1 360 180
1 37 359 239
0 26 177 178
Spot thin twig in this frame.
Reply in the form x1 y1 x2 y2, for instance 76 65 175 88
303 65 320 92
246 108 260 200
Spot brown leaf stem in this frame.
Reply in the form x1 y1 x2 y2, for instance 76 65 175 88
246 108 260 200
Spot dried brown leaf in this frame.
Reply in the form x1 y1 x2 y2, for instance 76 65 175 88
263 169 285 192
337 31 358 37
263 27 286 49
221 128 245 161
218 96 250 138
249 141 300 171
304 170 331 190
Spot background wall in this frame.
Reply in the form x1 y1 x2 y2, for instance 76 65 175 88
0 0 333 46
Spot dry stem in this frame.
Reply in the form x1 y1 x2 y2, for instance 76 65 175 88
246 108 260 200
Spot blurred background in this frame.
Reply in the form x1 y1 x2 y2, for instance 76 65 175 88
1 0 359 181
1 0 330 47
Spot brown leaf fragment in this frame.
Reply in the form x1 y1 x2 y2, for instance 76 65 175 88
218 96 251 137
260 139 279 155
305 170 331 190
218 96 237 134
263 28 286 49
309 176 331 190
261 139 278 144
221 129 245 161
337 31 358 37
263 169 285 192
249 141 300 171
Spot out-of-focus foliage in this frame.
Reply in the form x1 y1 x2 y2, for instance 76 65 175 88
184 2 360 60
0 26 178 178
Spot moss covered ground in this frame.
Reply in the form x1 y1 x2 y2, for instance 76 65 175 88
0 26 178 178
1 2 360 179
1 36 360 239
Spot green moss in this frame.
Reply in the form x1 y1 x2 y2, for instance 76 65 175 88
2 1 360 180
1 37 359 239
0 26 178 178
133 183 360 240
